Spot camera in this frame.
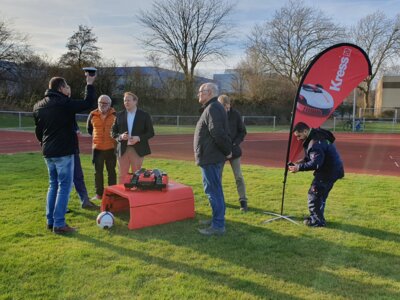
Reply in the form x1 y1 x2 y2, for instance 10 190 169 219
82 67 97 76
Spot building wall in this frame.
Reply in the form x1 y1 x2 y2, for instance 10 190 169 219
213 71 238 94
374 75 400 116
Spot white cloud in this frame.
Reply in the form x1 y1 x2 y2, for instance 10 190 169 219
1 0 399 73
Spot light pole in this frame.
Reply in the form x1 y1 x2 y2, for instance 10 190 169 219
352 89 356 131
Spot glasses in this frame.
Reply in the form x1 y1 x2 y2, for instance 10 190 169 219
198 89 209 95
98 102 110 105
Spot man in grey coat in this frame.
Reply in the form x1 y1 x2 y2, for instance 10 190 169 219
218 94 248 212
194 83 232 236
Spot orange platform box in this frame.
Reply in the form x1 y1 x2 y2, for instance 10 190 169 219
101 181 195 229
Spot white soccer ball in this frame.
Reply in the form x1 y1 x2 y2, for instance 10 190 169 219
96 211 114 229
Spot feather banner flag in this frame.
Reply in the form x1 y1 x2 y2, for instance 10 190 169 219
288 43 372 162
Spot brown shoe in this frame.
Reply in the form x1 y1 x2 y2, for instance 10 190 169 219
53 225 77 234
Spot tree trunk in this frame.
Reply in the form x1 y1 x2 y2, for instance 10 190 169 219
364 78 372 109
184 76 195 113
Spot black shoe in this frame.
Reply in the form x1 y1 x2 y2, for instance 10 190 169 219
82 201 99 210
304 217 325 227
53 224 77 234
239 200 248 212
47 224 53 231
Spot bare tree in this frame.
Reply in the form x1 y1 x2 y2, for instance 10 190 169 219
138 0 235 102
247 0 345 87
351 12 400 108
235 49 295 115
59 25 101 68
0 18 32 81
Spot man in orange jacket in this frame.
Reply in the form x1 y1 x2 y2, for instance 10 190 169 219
87 95 117 200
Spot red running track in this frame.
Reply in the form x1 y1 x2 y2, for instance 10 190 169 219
0 130 399 176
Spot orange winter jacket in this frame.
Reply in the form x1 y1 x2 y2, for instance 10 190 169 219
87 108 117 150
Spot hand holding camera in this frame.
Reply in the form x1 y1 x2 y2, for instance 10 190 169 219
83 67 97 85
288 162 299 173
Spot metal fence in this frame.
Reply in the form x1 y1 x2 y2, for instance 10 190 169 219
0 111 277 131
329 116 400 133
2 110 398 133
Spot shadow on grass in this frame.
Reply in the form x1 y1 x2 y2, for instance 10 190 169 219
75 231 301 300
226 202 296 215
104 212 400 299
329 221 400 243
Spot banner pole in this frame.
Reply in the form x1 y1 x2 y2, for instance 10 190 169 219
263 90 300 225
263 43 371 226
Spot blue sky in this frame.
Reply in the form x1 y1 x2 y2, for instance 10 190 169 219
1 0 399 76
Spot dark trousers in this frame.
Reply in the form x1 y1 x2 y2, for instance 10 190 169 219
307 178 335 225
73 153 89 205
93 149 117 197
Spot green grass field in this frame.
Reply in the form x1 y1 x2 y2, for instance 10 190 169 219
0 153 399 299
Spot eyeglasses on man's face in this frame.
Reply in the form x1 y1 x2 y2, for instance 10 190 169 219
198 89 209 95
98 102 110 105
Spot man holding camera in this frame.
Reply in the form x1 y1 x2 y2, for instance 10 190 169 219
33 71 96 234
288 122 344 227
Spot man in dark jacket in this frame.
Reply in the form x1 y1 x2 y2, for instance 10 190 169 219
288 122 344 227
71 121 98 210
111 91 154 183
194 83 232 236
33 73 96 234
218 95 248 211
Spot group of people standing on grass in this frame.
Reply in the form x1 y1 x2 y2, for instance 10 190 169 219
33 72 343 236
33 73 154 234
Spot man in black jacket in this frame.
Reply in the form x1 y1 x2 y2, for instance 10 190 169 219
111 91 154 183
33 73 96 234
288 122 344 227
194 83 232 236
218 95 248 212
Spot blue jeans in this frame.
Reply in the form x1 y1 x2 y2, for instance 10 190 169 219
45 155 74 228
74 153 89 205
201 162 225 229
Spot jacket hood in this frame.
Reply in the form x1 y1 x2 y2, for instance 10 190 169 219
304 128 336 148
